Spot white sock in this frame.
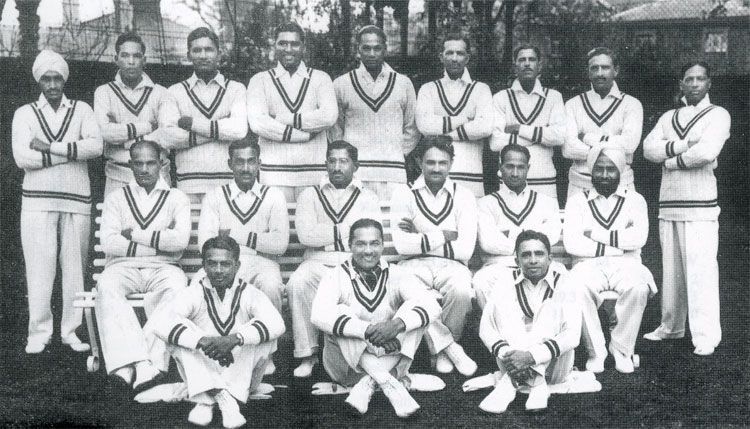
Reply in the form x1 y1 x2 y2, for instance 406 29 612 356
358 353 401 385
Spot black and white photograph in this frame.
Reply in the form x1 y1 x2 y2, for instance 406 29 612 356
0 0 747 427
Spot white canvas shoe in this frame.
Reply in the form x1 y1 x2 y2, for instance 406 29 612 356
264 359 276 376
445 343 477 376
187 403 214 426
401 373 445 392
25 340 48 354
434 352 454 374
525 382 550 411
62 335 90 352
381 376 420 418
293 356 318 378
693 346 715 356
609 344 634 373
479 373 516 414
345 375 376 415
215 389 246 429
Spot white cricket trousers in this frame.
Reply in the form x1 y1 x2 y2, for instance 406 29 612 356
95 264 187 373
239 254 285 312
397 257 473 354
287 260 333 358
656 220 721 349
21 210 90 345
168 322 275 403
572 258 653 358
473 263 514 310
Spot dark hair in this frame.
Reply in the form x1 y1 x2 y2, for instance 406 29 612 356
326 140 358 163
356 25 386 45
202 235 240 260
500 144 530 164
442 32 471 53
348 218 384 245
515 230 551 255
275 21 306 44
587 47 618 67
115 32 146 54
418 135 455 160
513 44 541 61
130 140 161 158
680 61 711 79
187 27 220 51
228 135 260 159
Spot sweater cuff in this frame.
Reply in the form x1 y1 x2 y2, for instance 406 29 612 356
666 139 689 157
237 320 271 345
397 306 431 332
424 230 446 253
529 341 556 365
590 229 610 245
167 323 202 349
490 340 510 358
331 314 368 339
131 229 152 246
583 132 603 146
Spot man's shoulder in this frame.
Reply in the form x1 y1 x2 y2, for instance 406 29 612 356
533 191 561 211
225 80 247 93
165 187 190 205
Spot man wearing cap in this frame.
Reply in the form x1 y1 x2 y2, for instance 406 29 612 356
563 146 655 374
12 50 103 354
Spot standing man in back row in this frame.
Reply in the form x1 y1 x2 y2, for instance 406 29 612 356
416 33 494 197
491 44 566 199
330 25 418 199
162 27 248 202
94 32 174 196
643 61 730 356
563 47 643 202
247 21 338 202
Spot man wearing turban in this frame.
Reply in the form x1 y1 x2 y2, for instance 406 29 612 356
11 50 102 354
563 146 656 374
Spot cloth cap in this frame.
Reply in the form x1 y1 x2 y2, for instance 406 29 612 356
32 50 69 82
587 146 626 175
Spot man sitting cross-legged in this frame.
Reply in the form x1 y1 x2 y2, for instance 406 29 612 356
144 236 285 428
288 140 380 378
96 140 190 390
476 230 581 414
310 218 444 418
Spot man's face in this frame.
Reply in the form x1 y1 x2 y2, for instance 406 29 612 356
228 146 260 190
358 33 386 70
514 48 541 82
587 54 618 93
591 153 621 196
326 148 356 189
500 150 529 191
115 41 145 82
38 71 65 103
516 239 551 284
129 145 161 189
420 147 452 190
203 248 240 290
440 40 469 78
680 64 711 105
350 226 383 270
187 37 220 75
275 31 304 70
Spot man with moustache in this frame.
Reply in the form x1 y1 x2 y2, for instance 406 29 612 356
96 140 190 389
94 32 175 195
247 21 338 202
564 147 655 374
563 47 643 202
330 25 418 199
162 27 248 202
643 62 730 356
491 44 566 199
12 50 103 354
287 140 380 378
416 33 494 197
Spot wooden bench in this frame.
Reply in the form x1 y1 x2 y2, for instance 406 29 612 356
74 202 571 372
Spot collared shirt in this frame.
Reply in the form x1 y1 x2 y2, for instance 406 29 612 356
113 71 155 91
511 78 546 98
36 93 74 115
477 182 561 265
127 177 171 200
186 71 228 89
271 61 311 95
442 68 473 86
353 61 395 95
513 265 562 317
390 176 478 263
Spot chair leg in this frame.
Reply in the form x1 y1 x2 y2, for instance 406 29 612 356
84 306 100 372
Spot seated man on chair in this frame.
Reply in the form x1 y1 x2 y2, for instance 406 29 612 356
145 236 285 428
564 146 656 373
473 144 561 309
389 135 478 376
288 140 380 378
311 218 443 418
96 140 191 389
477 230 580 413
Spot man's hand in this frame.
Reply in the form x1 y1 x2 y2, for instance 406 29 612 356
583 230 592 239
30 138 51 152
382 338 401 353
505 124 520 134
197 335 241 367
106 112 117 123
218 229 231 237
178 116 193 131
442 230 458 242
398 217 417 233
501 230 510 238
365 319 406 347
687 134 701 148
500 350 535 379
121 228 133 240
578 132 586 141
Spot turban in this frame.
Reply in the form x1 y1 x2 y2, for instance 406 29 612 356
32 50 69 82
587 146 626 175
